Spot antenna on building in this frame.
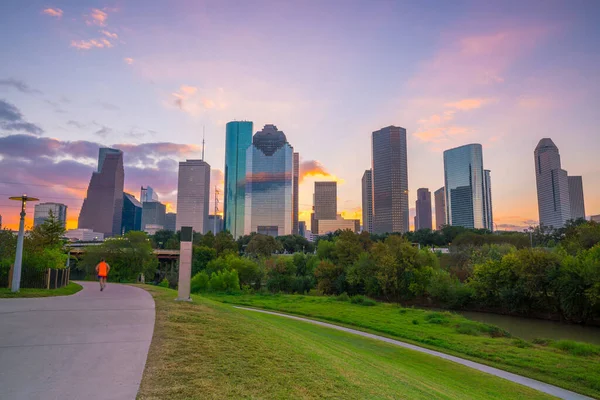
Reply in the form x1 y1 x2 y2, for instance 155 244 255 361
214 186 220 233
202 126 205 161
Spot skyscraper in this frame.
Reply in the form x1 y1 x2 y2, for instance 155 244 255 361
484 170 494 231
176 160 211 233
79 148 124 237
244 124 294 236
121 193 142 233
314 182 337 220
140 186 159 203
361 169 373 233
443 144 492 230
293 152 300 235
165 212 177 232
371 126 409 234
142 201 166 231
434 187 446 230
568 176 586 220
34 203 67 227
224 121 253 238
414 188 432 231
534 138 571 228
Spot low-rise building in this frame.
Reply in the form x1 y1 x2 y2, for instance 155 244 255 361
64 229 104 242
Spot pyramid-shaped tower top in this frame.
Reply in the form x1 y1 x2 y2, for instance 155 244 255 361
535 138 558 153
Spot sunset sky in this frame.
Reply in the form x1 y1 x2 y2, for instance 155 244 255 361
0 0 599 232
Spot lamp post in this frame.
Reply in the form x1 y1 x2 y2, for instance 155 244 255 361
9 195 39 292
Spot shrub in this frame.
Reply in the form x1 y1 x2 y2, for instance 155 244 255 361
336 292 350 302
399 308 407 314
350 295 376 306
412 319 419 325
455 322 481 336
158 278 169 288
425 312 450 325
512 338 533 348
455 321 510 337
550 340 600 357
532 337 553 346
191 271 209 293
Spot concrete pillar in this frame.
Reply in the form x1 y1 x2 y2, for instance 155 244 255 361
177 226 193 301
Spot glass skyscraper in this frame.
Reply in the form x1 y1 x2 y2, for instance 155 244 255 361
224 121 253 239
121 193 142 233
34 203 67 227
244 124 293 236
443 143 492 230
361 169 373 233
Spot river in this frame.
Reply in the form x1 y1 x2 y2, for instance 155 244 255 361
460 311 600 345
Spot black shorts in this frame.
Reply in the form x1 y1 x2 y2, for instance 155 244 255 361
98 275 107 280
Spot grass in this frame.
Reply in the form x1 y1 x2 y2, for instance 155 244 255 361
0 282 82 298
137 285 553 400
206 292 600 398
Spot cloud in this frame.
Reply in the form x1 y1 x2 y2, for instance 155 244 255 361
124 57 134 65
169 85 225 115
445 98 496 111
43 8 63 18
298 160 344 183
100 30 118 39
85 8 108 26
0 78 42 94
70 38 113 50
94 125 113 138
517 96 555 109
99 102 119 111
414 126 471 143
67 120 84 129
0 99 44 135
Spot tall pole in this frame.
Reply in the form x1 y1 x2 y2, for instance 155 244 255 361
214 186 220 233
9 195 39 292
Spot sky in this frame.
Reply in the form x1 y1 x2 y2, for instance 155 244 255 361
0 0 599 232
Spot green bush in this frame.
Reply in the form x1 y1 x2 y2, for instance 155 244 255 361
350 295 376 306
512 338 532 348
455 322 481 336
412 319 419 325
532 337 553 346
425 312 450 325
335 292 350 302
191 271 209 293
550 340 600 357
158 278 169 288
455 321 509 338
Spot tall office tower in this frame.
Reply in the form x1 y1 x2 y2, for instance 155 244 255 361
534 138 571 228
443 143 491 229
568 176 586 220
142 201 166 231
361 169 373 233
176 160 211 233
414 188 432 231
244 124 294 236
483 170 494 231
34 203 67 227
140 186 159 204
314 182 337 220
79 148 124 237
121 193 142 233
165 212 177 232
208 215 224 234
372 126 409 234
292 152 300 235
434 187 446 230
224 121 253 238
298 221 306 237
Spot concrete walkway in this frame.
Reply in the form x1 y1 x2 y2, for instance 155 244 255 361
0 282 155 400
235 306 592 400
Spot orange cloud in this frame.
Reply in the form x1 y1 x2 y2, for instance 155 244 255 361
124 57 134 65
341 208 362 223
445 98 496 111
43 8 63 17
70 38 113 50
100 30 118 39
86 8 108 26
299 160 340 183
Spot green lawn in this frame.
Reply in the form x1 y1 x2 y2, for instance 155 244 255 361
0 282 82 298
207 292 600 399
138 285 554 400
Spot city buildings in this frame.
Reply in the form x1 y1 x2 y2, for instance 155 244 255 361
371 126 409 234
121 193 142 233
568 176 586 220
299 221 306 237
314 215 360 235
361 169 373 233
414 188 432 231
208 215 223 234
434 187 446 229
534 139 571 228
484 170 494 231
314 182 337 220
443 143 493 230
78 148 124 237
591 215 600 223
64 228 104 242
140 186 159 203
34 202 67 227
142 201 166 232
293 152 300 235
165 212 177 232
176 159 211 233
244 124 294 236
224 121 253 238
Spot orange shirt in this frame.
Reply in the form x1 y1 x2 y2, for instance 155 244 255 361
97 261 108 276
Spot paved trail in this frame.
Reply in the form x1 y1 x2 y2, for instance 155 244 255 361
235 306 592 400
0 282 155 400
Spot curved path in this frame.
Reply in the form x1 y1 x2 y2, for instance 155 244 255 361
235 306 592 400
0 282 155 400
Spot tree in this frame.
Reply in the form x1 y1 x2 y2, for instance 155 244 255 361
346 252 380 296
246 234 282 258
214 230 238 256
314 260 344 295
192 246 217 276
28 210 66 251
151 229 177 249
276 235 314 253
334 230 361 267
316 240 336 261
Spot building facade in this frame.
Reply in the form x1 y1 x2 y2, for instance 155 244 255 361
591 215 600 223
142 201 166 231
165 212 177 232
434 187 446 230
314 182 337 220
64 229 104 242
534 138 571 228
315 215 360 235
78 148 124 237
484 170 494 231
121 193 142 233
208 215 224 234
293 152 300 235
224 121 253 239
244 124 294 236
414 188 432 231
372 126 409 234
140 186 159 203
34 202 67 227
443 144 492 230
361 169 373 233
568 176 586 221
176 160 211 233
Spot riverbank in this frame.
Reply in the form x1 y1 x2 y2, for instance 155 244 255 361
207 292 600 398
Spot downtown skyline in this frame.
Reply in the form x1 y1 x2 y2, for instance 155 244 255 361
0 1 599 231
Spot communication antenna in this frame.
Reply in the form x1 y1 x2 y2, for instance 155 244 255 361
214 186 220 233
202 126 205 161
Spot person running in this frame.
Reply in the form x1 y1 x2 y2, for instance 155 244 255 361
95 258 110 291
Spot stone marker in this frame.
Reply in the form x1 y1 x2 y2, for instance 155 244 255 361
177 226 193 301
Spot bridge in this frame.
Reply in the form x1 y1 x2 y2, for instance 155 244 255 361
67 244 180 261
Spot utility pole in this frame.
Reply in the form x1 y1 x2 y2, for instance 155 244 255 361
9 195 39 292
214 186 220 233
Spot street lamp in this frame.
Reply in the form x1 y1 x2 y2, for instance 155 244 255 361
9 194 39 292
